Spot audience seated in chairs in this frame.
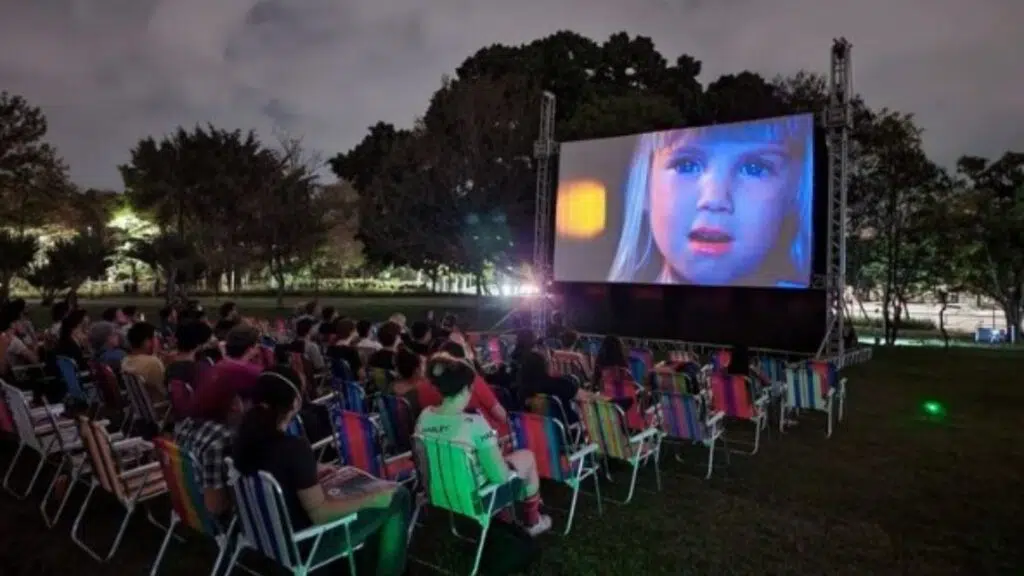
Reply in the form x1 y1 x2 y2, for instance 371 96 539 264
392 346 441 416
517 350 593 425
289 317 327 373
164 321 215 390
122 322 167 406
87 321 125 370
366 321 402 372
325 318 365 381
172 367 243 517
438 340 510 437
405 320 432 357
416 353 552 536
233 368 411 576
208 324 262 399
591 335 630 389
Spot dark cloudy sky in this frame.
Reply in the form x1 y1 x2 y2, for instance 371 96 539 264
1 0 1020 188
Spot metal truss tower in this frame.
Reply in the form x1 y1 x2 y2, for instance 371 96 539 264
531 91 558 333
819 38 853 359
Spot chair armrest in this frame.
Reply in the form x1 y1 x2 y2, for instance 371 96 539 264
478 470 518 498
568 442 598 461
383 451 412 466
293 511 359 542
30 405 55 419
628 427 660 444
706 411 725 428
119 461 161 479
312 392 334 406
112 437 155 452
310 436 335 452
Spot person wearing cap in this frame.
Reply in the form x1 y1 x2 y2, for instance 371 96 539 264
416 353 552 537
88 320 126 369
173 364 244 517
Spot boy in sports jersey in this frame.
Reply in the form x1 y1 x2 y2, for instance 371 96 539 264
416 353 552 536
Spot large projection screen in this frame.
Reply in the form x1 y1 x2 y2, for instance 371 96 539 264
553 114 816 289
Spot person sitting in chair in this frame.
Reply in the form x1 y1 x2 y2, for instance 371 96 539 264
416 353 552 536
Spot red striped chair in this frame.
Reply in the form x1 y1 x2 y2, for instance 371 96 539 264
709 372 769 455
657 390 727 479
328 402 416 484
508 411 600 534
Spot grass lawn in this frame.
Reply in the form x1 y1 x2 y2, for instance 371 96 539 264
25 295 520 332
2 346 1022 574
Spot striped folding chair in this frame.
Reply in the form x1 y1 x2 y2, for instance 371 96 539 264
329 378 367 413
375 394 415 454
1 379 76 499
225 458 361 576
121 372 169 436
709 372 769 455
550 349 590 382
509 411 601 534
329 402 416 484
150 438 244 576
782 361 847 437
410 434 520 576
70 416 166 562
286 412 336 463
710 349 733 372
658 391 728 479
628 348 654 386
88 360 130 430
56 355 97 403
652 368 694 395
524 393 581 445
577 397 662 505
329 357 355 381
599 367 651 432
39 394 118 528
667 350 697 364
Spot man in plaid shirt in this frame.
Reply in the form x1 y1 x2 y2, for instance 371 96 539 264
173 369 243 516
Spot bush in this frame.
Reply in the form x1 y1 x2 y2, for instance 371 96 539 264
850 316 937 331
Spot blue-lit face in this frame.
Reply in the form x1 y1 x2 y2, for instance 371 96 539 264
648 136 798 285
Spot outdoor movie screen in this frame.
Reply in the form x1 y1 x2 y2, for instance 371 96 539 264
552 113 816 288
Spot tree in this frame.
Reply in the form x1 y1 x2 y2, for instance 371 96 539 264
122 125 275 297
308 181 363 290
0 230 38 301
124 232 203 302
327 122 412 196
0 91 71 230
33 232 113 300
954 152 1024 338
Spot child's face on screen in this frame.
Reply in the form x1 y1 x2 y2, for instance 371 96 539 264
648 133 798 285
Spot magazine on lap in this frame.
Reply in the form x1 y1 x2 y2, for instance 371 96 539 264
320 466 398 506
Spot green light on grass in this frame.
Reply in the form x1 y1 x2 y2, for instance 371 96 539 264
921 400 946 419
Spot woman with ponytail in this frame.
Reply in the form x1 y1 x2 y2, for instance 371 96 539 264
232 367 411 576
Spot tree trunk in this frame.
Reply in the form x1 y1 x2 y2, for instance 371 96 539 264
938 299 950 348
164 268 176 304
1001 288 1023 343
0 274 11 303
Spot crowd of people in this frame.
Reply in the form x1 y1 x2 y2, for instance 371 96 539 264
1 295 778 574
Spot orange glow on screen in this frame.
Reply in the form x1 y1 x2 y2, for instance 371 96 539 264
556 180 606 239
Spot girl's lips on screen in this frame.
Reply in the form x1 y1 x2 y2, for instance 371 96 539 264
688 227 733 255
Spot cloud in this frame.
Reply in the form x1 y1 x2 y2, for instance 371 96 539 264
0 0 1020 187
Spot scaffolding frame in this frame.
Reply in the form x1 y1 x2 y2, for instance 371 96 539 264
530 91 557 333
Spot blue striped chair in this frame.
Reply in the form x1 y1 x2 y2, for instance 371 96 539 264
225 458 361 576
657 390 728 479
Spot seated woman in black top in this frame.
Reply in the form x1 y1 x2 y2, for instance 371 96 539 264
517 351 593 425
232 368 410 576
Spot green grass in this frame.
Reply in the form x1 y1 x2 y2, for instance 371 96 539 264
25 295 519 332
2 346 1022 574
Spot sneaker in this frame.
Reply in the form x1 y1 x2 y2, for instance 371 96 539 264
523 514 552 537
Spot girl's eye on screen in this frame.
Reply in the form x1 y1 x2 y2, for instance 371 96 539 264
738 159 774 178
667 157 702 175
